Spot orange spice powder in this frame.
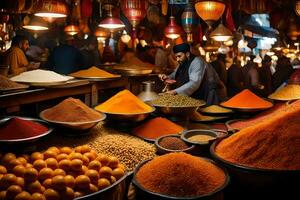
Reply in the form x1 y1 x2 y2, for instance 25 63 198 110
133 117 184 140
221 89 273 109
43 97 103 122
95 89 153 114
216 99 300 170
136 152 226 197
69 66 118 78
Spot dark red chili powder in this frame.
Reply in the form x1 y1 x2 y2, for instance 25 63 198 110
159 136 189 150
0 118 48 140
136 152 226 197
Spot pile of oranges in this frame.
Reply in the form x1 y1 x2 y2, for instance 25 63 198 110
0 145 125 200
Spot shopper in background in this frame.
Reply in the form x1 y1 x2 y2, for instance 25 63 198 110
4 35 39 76
259 55 273 97
227 57 244 97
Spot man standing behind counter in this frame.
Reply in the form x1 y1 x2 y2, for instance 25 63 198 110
159 43 227 105
5 35 39 76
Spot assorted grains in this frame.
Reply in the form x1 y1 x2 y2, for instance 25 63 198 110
69 66 119 78
190 111 226 122
158 136 189 150
10 69 72 83
216 99 300 170
0 75 27 90
268 84 300 101
150 94 204 107
133 117 184 140
135 152 226 197
95 90 153 114
188 135 216 143
221 89 273 109
42 97 103 122
200 105 232 114
0 145 125 199
88 134 156 172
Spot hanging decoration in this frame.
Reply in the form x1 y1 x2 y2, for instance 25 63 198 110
121 30 132 44
210 23 233 42
296 1 300 16
23 17 49 31
194 0 225 28
162 0 168 16
121 0 148 48
34 0 68 22
181 2 198 43
64 25 80 35
224 2 235 32
164 16 183 40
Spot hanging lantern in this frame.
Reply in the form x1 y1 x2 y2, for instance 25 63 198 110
94 27 109 43
210 23 232 42
121 0 148 49
34 0 68 22
296 1 300 16
99 4 125 31
121 30 131 44
181 3 198 43
164 16 183 40
195 0 226 28
121 0 148 29
23 17 49 31
64 25 80 35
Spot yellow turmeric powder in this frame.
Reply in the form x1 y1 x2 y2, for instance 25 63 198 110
95 90 153 113
69 66 119 78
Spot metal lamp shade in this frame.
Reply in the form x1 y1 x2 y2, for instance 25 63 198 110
99 17 125 29
34 0 67 18
164 16 183 40
210 23 232 42
121 0 148 28
64 25 80 35
181 3 198 42
195 0 225 27
23 17 48 31
295 1 300 16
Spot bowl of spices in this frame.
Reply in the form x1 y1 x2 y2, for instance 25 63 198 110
0 116 52 145
95 90 155 122
132 117 185 142
149 94 206 117
40 97 106 132
132 152 229 200
155 134 195 155
181 129 218 145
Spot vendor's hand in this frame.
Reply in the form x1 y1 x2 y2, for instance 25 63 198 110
165 90 177 95
28 62 40 70
158 74 168 81
165 79 176 85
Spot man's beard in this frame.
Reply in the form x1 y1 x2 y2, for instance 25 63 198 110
179 58 188 66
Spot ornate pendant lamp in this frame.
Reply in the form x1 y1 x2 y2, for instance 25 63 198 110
210 23 232 42
164 16 183 40
64 25 79 35
195 0 226 28
295 1 300 16
181 2 198 43
121 0 148 48
23 17 48 31
34 0 68 22
99 4 125 30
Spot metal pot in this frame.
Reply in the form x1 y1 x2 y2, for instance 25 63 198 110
138 81 159 102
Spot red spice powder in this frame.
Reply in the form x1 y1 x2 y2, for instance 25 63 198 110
159 137 189 150
136 152 226 197
0 118 48 140
133 117 184 140
216 99 300 170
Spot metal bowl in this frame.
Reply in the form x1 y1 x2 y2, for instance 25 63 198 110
0 116 53 144
154 105 200 117
155 134 195 155
210 139 300 198
99 106 155 122
132 158 230 200
75 173 128 200
39 110 106 131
